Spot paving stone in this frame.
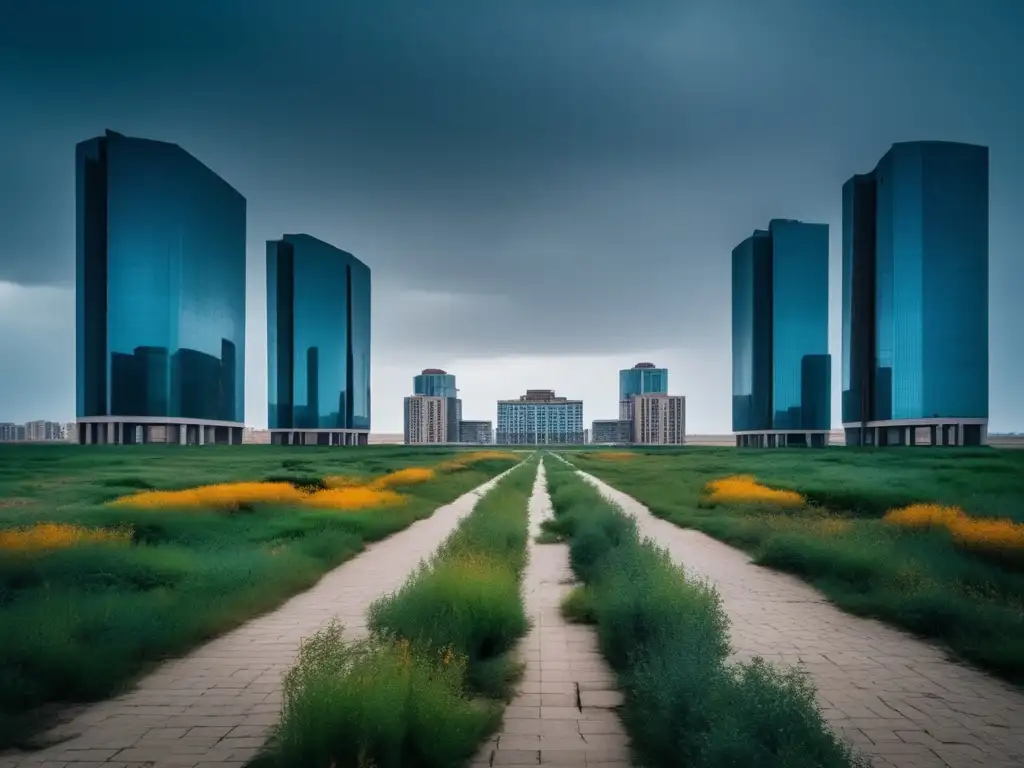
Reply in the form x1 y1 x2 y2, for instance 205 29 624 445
579 469 1024 768
0 471 518 768
492 461 634 765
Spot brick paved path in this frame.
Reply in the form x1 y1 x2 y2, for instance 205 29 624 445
473 460 632 767
0 468 518 768
579 469 1024 768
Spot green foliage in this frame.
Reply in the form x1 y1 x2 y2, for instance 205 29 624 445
269 622 500 768
560 585 596 624
0 444 519 749
571 448 1024 683
543 458 864 768
260 460 535 766
369 463 534 696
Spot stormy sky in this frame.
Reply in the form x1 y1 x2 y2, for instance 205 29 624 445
1 0 1023 433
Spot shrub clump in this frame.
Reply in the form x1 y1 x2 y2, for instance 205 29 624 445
544 459 866 768
272 623 498 768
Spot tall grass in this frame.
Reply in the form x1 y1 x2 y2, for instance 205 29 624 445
543 458 866 768
0 446 519 749
260 458 535 767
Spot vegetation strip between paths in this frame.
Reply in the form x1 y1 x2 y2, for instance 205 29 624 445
253 456 537 768
543 454 865 768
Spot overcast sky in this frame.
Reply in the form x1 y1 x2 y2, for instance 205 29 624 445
1 0 1022 433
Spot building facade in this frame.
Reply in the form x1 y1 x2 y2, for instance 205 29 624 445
633 394 686 445
842 141 989 447
618 362 668 421
404 395 447 444
413 369 460 443
76 130 246 446
496 389 584 445
591 419 633 444
732 219 831 448
267 234 371 446
458 420 493 444
25 421 64 441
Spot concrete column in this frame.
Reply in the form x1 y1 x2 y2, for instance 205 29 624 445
85 423 93 445
198 426 205 446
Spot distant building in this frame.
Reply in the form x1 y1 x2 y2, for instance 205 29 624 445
0 423 16 442
732 219 831 448
459 420 493 445
496 389 584 445
618 363 668 421
404 395 448 444
413 369 461 444
632 394 686 445
591 419 632 445
25 421 64 441
76 130 246 446
267 234 371 446
842 141 989 447
242 428 271 444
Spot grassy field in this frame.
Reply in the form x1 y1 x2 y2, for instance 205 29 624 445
570 447 1024 683
0 444 521 749
259 459 536 767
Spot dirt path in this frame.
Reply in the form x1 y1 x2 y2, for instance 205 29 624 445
472 459 632 767
0 468 518 768
579 468 1024 768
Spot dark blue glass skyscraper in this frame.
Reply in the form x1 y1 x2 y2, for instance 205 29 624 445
842 141 989 447
267 234 371 446
732 219 831 447
76 130 246 445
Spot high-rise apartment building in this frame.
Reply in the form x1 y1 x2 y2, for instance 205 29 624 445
404 395 447 444
496 389 584 445
732 219 831 448
618 363 668 421
267 234 371 446
0 423 17 442
842 142 989 447
458 420 493 445
632 394 686 445
413 369 461 443
76 130 246 446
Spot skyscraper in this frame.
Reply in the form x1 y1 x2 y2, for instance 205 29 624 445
267 234 371 446
76 130 246 445
618 362 668 421
732 219 831 447
404 395 447 444
842 141 989 447
412 368 460 442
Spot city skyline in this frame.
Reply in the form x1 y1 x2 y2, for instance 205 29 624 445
2 2 1023 434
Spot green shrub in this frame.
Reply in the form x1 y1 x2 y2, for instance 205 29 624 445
560 586 596 624
271 622 499 768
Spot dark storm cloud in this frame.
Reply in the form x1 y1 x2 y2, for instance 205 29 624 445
1 0 1023 370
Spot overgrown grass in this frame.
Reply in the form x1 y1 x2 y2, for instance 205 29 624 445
570 447 1024 683
0 445 520 749
256 459 536 767
543 458 866 768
